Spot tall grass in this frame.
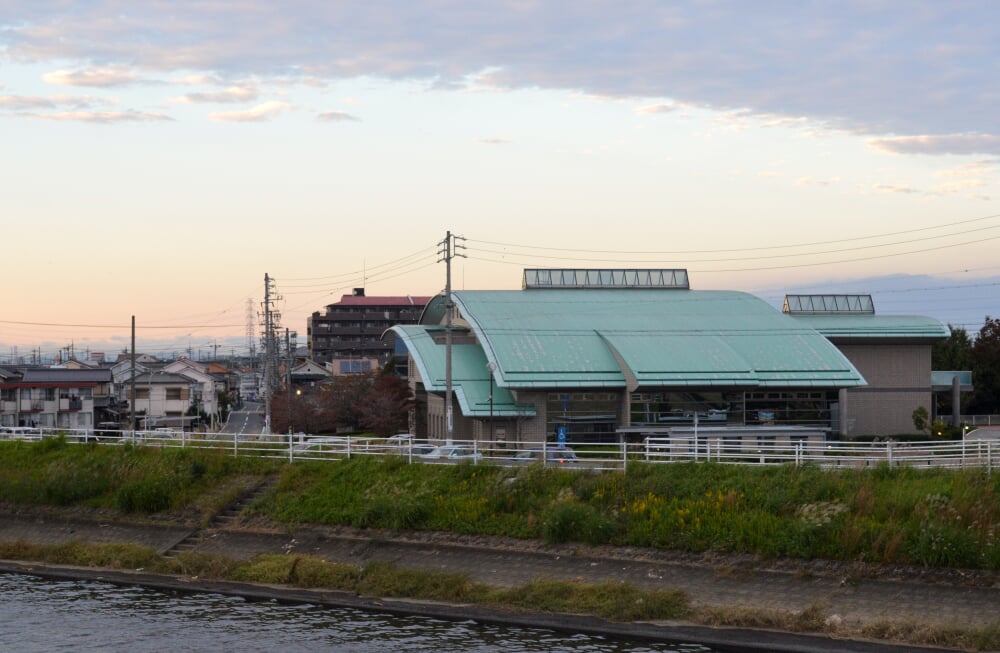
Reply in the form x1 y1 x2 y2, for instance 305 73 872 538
255 457 1000 570
4 441 999 571
0 438 281 515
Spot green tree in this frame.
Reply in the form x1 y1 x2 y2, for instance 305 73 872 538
932 325 974 416
932 325 973 371
971 317 1000 414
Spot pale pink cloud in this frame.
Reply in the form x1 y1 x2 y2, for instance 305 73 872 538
637 102 683 115
317 110 359 122
208 101 292 122
172 86 259 104
33 110 172 123
42 67 140 87
872 184 920 195
868 134 1000 156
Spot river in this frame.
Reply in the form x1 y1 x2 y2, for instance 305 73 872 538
0 573 716 652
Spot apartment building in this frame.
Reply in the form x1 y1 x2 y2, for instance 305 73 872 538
0 368 116 429
307 288 431 367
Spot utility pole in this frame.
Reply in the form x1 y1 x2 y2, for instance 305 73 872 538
130 316 136 432
285 328 292 434
438 230 466 445
245 297 256 407
260 274 282 434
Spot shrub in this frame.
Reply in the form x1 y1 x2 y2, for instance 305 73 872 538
359 561 483 603
497 579 689 621
115 477 173 513
910 523 981 568
541 498 614 545
353 493 429 530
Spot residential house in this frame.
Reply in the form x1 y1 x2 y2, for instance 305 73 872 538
0 367 116 430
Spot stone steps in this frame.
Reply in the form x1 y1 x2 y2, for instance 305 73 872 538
162 474 279 558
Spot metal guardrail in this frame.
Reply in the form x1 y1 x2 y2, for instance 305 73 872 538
963 415 1000 427
1 426 997 473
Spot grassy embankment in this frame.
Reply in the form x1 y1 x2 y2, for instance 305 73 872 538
3 437 1000 569
3 438 1000 650
259 453 1000 570
0 436 282 523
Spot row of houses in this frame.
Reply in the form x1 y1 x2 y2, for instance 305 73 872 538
2 270 972 443
0 355 245 432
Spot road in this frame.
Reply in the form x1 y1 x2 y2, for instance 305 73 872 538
219 401 265 438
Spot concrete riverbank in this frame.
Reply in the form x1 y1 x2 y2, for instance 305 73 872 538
2 506 998 652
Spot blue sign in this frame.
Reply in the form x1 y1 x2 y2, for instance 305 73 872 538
556 425 567 447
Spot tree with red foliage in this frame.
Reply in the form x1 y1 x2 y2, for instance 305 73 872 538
358 374 414 436
320 373 375 432
270 387 338 434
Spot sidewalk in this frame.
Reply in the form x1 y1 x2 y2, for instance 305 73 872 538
3 508 998 652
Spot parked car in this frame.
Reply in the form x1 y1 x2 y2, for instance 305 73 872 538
386 433 414 446
420 444 483 462
508 446 578 465
965 428 1000 441
409 443 437 457
386 435 436 457
293 436 348 453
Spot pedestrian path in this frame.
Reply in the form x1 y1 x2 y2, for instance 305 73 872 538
3 507 998 651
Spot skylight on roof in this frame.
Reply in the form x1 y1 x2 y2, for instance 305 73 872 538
783 294 875 314
523 269 689 289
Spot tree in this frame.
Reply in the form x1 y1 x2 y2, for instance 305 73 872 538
358 374 414 436
971 316 1000 414
322 373 376 432
932 325 973 371
932 325 974 416
271 387 338 435
912 406 929 434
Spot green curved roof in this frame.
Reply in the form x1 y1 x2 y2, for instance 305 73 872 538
394 289 867 391
390 325 535 417
787 314 950 341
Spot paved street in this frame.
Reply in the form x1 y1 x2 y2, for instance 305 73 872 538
218 401 265 438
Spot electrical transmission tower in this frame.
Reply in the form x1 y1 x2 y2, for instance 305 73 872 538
259 273 283 434
245 298 256 362
438 230 466 445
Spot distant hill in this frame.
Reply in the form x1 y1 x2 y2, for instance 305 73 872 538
754 273 1000 335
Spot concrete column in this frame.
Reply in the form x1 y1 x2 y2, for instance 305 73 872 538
952 375 961 428
839 388 849 437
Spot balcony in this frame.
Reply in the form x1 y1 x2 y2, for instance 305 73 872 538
59 398 84 412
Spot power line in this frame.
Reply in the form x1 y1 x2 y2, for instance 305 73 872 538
277 244 438 284
472 224 1000 265
468 212 1000 255
0 320 244 329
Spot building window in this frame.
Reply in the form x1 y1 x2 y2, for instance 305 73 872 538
166 388 182 400
339 360 372 374
546 392 619 444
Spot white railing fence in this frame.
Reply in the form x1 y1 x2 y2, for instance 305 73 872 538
1 426 996 473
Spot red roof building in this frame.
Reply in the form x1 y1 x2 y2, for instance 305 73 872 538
307 288 432 366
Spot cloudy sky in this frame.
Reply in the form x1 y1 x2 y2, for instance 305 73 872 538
2 1 999 359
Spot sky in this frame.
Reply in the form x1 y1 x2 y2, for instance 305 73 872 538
2 1 1000 361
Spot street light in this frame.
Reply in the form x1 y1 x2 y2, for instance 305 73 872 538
486 361 496 442
288 387 302 435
